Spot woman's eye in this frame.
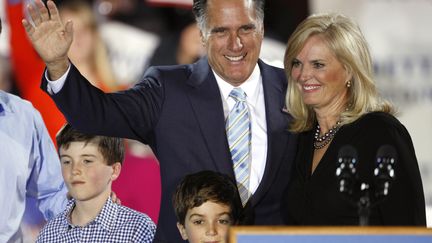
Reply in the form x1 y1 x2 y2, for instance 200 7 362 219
292 60 301 67
313 62 324 68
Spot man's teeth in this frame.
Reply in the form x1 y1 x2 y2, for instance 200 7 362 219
225 55 244 61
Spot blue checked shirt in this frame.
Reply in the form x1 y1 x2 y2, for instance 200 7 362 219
36 197 156 242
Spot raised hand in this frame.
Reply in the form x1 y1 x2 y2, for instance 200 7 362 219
22 0 72 80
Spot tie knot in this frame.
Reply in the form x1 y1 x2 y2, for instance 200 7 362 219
229 88 247 102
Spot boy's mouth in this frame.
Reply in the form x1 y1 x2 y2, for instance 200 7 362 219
71 181 85 185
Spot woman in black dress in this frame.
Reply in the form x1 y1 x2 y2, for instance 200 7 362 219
282 13 426 226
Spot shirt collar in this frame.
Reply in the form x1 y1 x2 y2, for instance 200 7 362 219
213 63 261 102
60 199 77 233
60 197 117 233
93 197 117 232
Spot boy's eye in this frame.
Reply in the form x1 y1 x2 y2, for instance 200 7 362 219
61 160 70 165
192 220 204 225
218 215 232 225
218 219 232 225
83 159 93 164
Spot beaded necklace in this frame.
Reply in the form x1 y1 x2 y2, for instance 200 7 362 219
313 120 341 149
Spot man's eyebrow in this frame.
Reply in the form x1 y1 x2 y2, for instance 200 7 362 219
241 23 256 29
211 26 228 33
210 24 256 34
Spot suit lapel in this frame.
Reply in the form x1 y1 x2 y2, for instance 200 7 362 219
251 60 292 205
186 57 235 178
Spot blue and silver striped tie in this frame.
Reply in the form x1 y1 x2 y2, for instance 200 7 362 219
226 88 251 206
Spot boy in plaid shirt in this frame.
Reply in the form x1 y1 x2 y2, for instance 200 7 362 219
37 124 156 242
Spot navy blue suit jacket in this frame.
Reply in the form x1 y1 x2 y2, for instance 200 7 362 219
42 57 297 242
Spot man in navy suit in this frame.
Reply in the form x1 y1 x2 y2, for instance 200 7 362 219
24 0 297 242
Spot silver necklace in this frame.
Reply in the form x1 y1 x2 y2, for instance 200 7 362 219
313 120 341 149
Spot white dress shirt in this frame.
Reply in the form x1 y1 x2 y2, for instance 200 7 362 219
213 64 268 195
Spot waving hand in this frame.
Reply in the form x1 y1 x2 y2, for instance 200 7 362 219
22 0 72 80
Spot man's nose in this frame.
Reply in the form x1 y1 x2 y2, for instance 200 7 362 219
228 32 243 51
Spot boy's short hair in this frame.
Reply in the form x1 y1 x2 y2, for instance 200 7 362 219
173 170 242 225
56 123 124 165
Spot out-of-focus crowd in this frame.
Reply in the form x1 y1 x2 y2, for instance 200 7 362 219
0 0 307 241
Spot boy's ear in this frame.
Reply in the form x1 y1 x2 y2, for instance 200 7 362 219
176 222 188 240
110 162 122 181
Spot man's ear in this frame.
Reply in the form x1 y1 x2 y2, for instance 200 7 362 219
200 31 206 46
176 222 188 240
110 162 122 181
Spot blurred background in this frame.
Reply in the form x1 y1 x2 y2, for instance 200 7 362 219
0 0 430 241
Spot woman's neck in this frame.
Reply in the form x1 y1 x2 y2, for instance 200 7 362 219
314 99 348 133
315 112 341 134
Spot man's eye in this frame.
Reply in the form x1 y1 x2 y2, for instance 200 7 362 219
239 26 254 35
211 29 228 37
214 30 227 37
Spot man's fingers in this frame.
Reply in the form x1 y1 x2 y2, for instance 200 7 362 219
47 0 62 23
38 0 50 22
22 19 34 37
64 20 73 37
27 3 42 27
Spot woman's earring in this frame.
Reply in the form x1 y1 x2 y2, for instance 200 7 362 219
346 80 352 88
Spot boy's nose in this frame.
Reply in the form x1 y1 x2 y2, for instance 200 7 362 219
71 163 82 175
206 223 217 236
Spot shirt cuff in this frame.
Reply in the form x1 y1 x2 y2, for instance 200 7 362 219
45 64 71 94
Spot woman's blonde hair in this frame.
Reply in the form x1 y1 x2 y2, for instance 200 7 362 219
284 13 393 132
59 0 118 91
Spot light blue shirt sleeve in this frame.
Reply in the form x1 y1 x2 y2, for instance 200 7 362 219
0 91 67 242
27 102 68 219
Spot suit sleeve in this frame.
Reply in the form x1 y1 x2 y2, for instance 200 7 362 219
41 64 165 144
